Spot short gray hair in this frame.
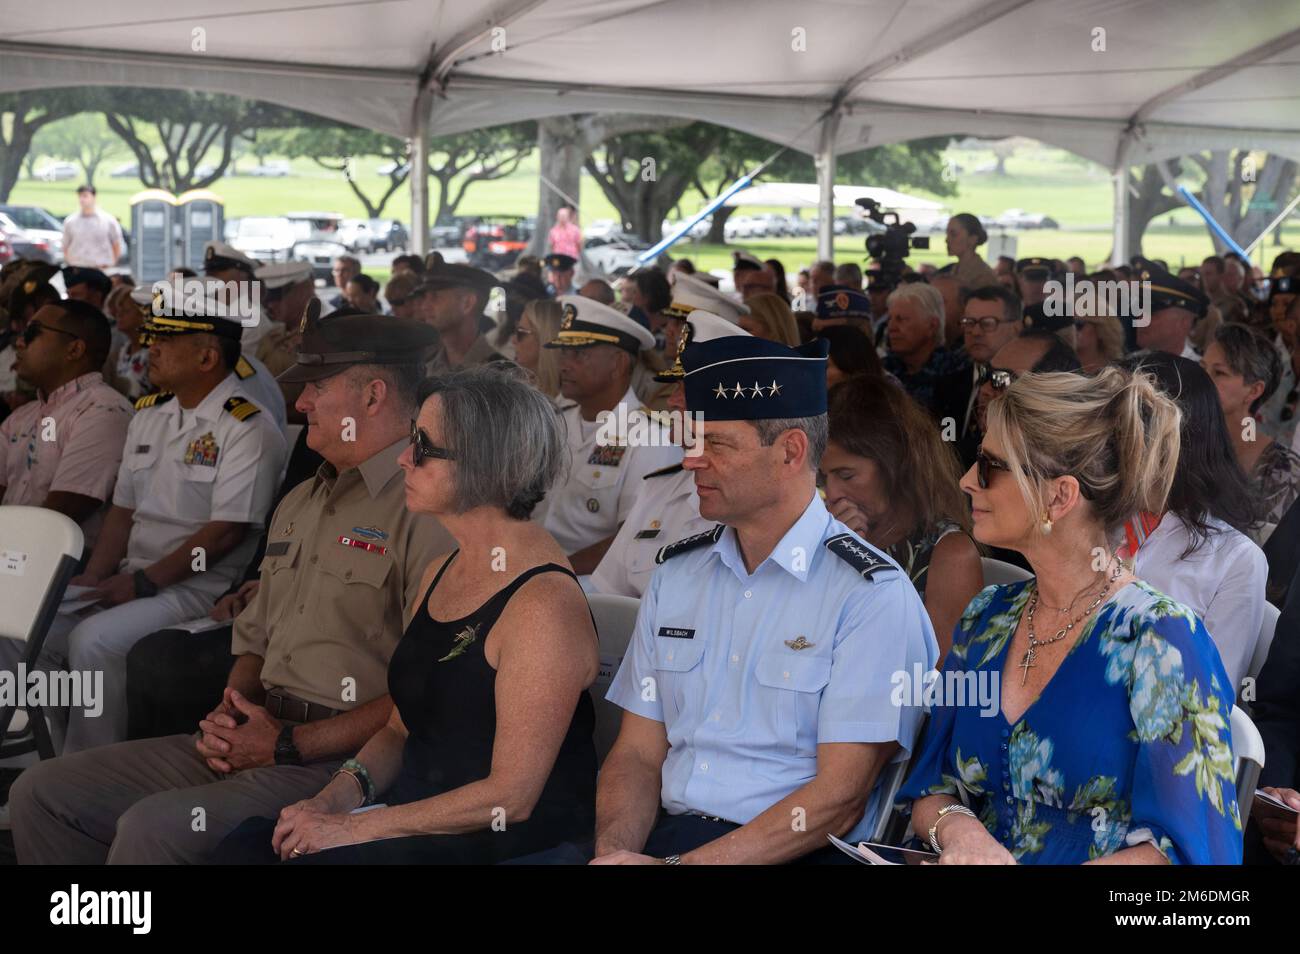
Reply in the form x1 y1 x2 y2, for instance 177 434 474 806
1213 322 1282 414
419 365 565 519
349 362 423 416
886 282 945 331
751 414 828 470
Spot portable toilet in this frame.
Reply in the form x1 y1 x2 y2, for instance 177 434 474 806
129 189 178 285
177 189 224 273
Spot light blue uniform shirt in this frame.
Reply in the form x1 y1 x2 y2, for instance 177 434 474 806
607 492 939 844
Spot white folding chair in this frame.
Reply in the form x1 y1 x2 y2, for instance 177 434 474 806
1247 602 1281 688
586 593 641 767
980 557 1033 586
0 506 84 760
870 711 931 844
1230 704 1265 821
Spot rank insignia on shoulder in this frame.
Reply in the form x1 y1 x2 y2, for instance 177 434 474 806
133 392 174 410
235 356 256 379
643 462 683 480
655 524 724 564
587 444 628 467
223 396 262 421
825 533 892 581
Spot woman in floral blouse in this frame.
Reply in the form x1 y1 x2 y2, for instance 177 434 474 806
900 367 1242 864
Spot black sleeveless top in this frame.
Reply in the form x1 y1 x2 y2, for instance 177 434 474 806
386 552 597 838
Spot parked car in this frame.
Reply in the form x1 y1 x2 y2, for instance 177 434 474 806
36 162 79 182
0 212 59 263
431 215 471 248
995 208 1060 230
110 161 140 179
229 216 296 263
368 219 409 253
0 204 64 262
338 218 375 253
376 160 411 177
292 237 352 284
462 216 534 270
245 160 291 177
584 231 651 277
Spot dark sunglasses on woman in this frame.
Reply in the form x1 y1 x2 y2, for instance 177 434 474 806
974 449 1012 489
409 420 455 467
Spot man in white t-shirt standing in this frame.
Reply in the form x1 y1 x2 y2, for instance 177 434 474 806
62 185 124 269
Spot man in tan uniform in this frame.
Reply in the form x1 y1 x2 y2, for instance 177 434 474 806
415 262 507 374
9 307 452 864
254 260 318 422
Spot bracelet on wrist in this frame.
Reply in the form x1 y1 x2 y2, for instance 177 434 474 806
928 803 977 854
338 758 376 806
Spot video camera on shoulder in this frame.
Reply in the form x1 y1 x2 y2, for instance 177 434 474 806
857 197 929 283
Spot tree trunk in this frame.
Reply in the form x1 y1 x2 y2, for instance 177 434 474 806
706 205 735 243
1121 163 1182 259
527 117 585 257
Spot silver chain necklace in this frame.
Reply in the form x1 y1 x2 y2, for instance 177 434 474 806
1020 560 1123 686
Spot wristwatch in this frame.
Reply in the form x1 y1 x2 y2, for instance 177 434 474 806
662 855 682 865
274 725 303 766
132 569 159 599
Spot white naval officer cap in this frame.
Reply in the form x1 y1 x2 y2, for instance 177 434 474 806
663 272 748 323
545 295 657 354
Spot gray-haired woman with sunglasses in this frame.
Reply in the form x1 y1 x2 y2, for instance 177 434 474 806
218 365 599 863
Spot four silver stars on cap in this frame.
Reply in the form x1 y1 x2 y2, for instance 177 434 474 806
713 380 783 399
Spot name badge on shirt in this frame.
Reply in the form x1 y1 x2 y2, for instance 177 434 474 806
264 541 291 557
134 444 151 454
657 626 695 639
634 528 662 540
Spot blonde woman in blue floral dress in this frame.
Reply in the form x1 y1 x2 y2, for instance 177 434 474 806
900 367 1243 864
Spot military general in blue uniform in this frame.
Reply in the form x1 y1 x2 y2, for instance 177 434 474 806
581 335 939 864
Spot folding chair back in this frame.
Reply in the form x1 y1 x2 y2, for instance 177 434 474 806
980 557 1033 586
586 593 641 767
1230 704 1265 821
0 506 83 759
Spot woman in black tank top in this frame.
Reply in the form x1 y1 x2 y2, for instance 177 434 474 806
217 368 599 864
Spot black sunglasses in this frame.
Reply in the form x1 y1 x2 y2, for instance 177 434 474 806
22 320 81 345
975 449 1012 489
409 420 455 466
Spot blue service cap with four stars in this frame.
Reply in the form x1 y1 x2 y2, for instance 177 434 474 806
682 335 829 420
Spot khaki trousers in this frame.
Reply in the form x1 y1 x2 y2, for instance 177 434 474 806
9 732 340 864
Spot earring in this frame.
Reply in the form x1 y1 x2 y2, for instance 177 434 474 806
1040 511 1053 535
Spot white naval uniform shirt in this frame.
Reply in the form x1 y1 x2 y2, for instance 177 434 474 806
539 386 681 554
112 371 287 601
234 352 289 434
589 463 711 598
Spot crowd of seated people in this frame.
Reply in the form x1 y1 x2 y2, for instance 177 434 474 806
0 217 1298 867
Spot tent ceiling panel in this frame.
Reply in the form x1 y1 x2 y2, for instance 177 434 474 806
1 0 1299 167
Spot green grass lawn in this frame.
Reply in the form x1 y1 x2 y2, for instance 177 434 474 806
11 143 1297 274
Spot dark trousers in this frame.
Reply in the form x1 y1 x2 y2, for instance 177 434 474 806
125 625 235 741
507 812 855 865
213 808 591 865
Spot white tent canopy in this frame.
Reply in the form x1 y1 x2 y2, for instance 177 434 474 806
4 0 1299 259
723 183 945 212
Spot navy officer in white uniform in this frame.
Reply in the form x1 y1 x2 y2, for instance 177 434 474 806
524 334 938 864
588 309 748 598
536 296 680 573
